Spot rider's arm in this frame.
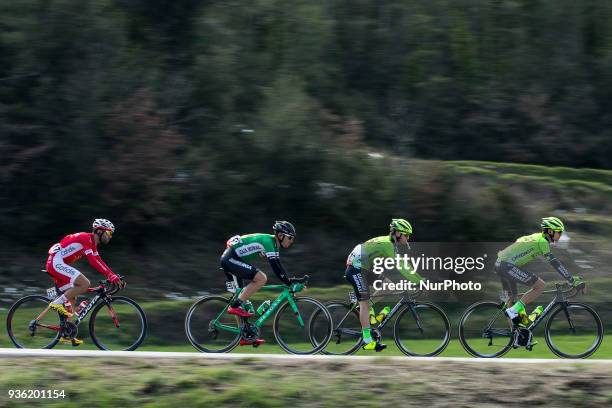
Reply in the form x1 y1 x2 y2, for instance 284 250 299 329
544 252 572 283
267 256 292 286
84 249 115 278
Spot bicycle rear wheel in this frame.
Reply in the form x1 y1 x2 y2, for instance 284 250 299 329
185 295 240 353
393 302 451 357
317 301 362 355
89 296 147 351
6 295 61 349
459 301 513 358
273 297 332 355
545 302 603 359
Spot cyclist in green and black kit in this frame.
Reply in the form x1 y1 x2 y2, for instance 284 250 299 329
221 221 296 345
345 219 423 351
496 217 585 326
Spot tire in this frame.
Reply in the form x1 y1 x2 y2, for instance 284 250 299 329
393 302 451 357
273 296 332 355
89 296 147 351
317 301 362 355
185 295 240 353
545 302 603 359
459 301 513 358
6 295 61 349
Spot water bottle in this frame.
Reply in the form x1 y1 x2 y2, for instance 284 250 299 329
369 306 377 325
376 306 391 323
257 300 271 315
244 300 255 314
528 305 544 322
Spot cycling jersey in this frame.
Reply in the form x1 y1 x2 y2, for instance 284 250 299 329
224 233 290 285
45 232 116 291
496 232 572 283
346 236 422 283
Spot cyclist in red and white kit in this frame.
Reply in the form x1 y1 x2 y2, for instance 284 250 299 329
46 219 125 338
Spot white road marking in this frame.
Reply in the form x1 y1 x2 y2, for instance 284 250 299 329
0 348 610 364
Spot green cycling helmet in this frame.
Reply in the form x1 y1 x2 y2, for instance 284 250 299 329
541 216 565 232
390 218 413 235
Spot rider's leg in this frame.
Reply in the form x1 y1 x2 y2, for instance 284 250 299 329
358 299 372 343
497 261 538 319
62 274 90 310
238 271 266 302
47 259 83 317
519 278 545 306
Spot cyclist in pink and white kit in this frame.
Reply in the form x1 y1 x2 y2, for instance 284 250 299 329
45 219 124 337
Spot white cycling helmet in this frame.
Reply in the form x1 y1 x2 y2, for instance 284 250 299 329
92 218 115 233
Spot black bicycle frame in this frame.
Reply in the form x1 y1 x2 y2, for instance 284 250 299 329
58 285 114 329
336 291 421 338
525 284 574 331
483 283 576 340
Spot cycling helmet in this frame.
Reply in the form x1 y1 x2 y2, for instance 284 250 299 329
93 218 115 233
390 218 412 235
541 216 564 232
273 220 296 237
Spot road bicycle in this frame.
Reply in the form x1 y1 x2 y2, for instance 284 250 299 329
317 289 451 356
185 274 333 354
459 281 603 358
6 275 147 351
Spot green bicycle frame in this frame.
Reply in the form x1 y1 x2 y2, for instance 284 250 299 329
211 283 307 334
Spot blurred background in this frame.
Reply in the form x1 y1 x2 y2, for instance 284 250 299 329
1 0 611 352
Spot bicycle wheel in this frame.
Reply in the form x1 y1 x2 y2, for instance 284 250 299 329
273 296 332 355
545 302 603 359
89 296 147 351
6 295 62 349
393 302 451 357
459 301 513 358
185 295 240 353
317 301 362 355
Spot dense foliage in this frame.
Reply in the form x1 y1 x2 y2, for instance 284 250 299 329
2 1 611 284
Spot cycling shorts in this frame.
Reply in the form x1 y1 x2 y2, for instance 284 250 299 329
220 247 258 285
344 265 370 301
494 259 538 296
45 252 82 292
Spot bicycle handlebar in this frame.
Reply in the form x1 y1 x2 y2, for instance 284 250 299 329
87 275 126 295
289 275 310 285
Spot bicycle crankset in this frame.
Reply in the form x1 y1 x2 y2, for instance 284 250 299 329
240 322 260 343
61 321 78 340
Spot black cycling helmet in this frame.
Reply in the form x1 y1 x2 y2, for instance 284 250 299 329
273 220 296 237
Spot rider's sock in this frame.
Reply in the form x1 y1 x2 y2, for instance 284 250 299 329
51 294 67 305
362 328 373 344
231 299 244 308
510 300 525 314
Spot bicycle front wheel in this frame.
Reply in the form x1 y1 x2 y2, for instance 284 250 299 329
89 296 147 351
273 296 332 355
317 301 362 355
393 302 451 357
185 295 240 353
545 302 603 359
6 295 61 349
459 301 513 358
